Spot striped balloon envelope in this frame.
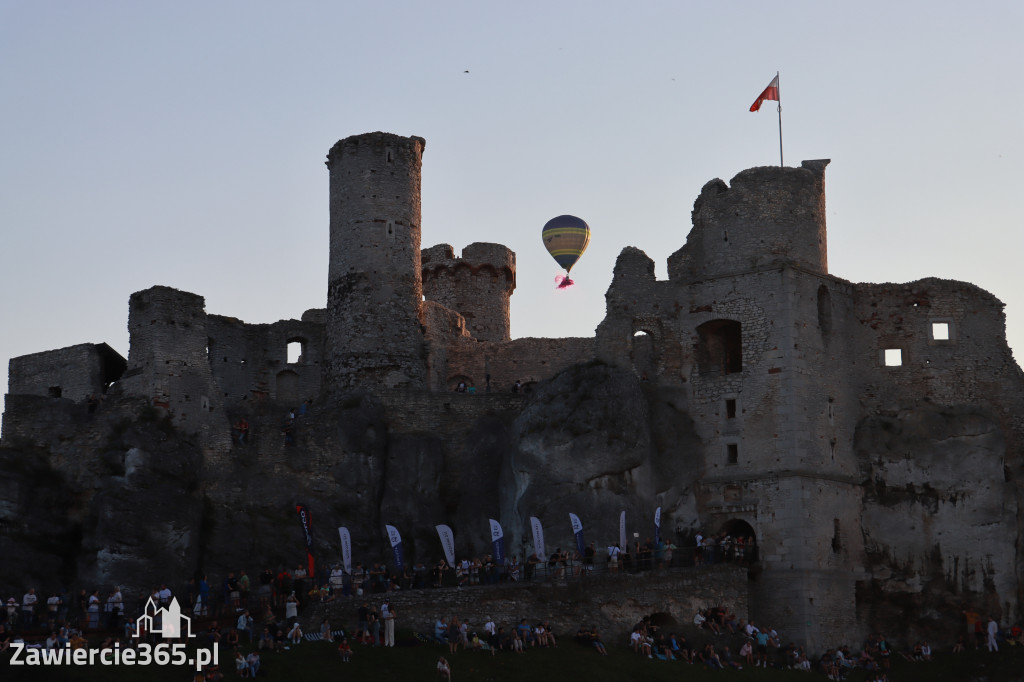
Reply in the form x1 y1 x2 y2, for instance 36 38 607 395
541 215 591 274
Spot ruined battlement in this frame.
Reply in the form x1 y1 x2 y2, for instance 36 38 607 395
668 159 829 282
422 242 516 342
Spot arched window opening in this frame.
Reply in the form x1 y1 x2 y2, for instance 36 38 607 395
631 329 656 380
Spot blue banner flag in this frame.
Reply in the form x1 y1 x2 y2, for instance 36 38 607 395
489 519 506 564
569 512 585 556
385 524 405 572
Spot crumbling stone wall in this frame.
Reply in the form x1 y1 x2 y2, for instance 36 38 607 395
117 286 224 437
309 567 749 642
206 314 324 409
443 337 596 394
7 343 125 402
668 160 829 282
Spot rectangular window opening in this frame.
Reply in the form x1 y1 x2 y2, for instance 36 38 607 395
725 399 737 419
884 348 903 367
727 443 739 465
932 322 950 341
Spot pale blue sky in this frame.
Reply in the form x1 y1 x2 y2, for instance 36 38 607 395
2 1 1022 422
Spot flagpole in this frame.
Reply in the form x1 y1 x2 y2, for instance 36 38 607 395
776 71 784 166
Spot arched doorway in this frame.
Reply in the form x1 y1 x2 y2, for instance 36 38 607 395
715 518 758 565
447 374 474 393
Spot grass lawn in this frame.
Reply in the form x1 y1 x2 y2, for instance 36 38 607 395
6 633 1024 681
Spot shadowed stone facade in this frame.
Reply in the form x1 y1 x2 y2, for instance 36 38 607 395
4 133 1023 653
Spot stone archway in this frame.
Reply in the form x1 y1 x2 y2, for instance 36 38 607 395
716 518 758 565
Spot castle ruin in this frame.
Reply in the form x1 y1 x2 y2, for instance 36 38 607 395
4 131 1023 653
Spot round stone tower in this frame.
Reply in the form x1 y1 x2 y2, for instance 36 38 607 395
325 132 428 390
421 242 516 342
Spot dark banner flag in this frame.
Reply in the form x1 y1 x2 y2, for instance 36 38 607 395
569 512 585 556
295 503 315 578
436 524 456 567
385 524 405 572
488 518 506 564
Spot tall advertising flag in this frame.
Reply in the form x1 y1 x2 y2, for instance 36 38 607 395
619 511 627 553
654 507 662 546
530 517 546 558
295 503 315 578
488 519 506 564
338 526 352 574
569 513 586 556
385 524 405 572
436 524 457 568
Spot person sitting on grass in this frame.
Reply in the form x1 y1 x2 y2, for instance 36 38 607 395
721 645 742 669
320 618 334 643
287 621 303 645
246 651 260 678
590 627 608 656
740 638 754 665
337 638 352 662
234 651 248 678
437 655 452 681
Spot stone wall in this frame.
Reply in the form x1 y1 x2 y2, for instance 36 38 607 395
7 343 125 402
206 315 324 410
309 567 749 641
443 337 596 394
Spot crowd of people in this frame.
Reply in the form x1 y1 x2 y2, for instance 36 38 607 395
6 564 1024 682
318 537 757 601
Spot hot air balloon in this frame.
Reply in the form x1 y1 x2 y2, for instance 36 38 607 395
541 215 590 288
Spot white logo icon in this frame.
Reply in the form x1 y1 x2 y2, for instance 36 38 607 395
135 597 195 639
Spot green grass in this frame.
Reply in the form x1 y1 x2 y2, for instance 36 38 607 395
6 634 1024 681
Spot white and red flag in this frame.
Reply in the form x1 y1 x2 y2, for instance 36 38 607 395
749 74 780 112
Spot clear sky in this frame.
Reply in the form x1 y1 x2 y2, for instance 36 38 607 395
2 1 1022 424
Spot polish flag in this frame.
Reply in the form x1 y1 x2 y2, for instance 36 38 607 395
750 75 780 112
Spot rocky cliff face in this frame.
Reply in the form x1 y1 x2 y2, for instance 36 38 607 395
502 361 704 551
855 403 1019 642
0 363 703 596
